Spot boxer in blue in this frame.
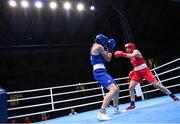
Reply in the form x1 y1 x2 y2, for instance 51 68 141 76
90 34 120 121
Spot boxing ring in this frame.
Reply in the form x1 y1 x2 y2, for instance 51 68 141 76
7 58 180 123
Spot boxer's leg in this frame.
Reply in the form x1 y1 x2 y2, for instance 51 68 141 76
113 84 119 108
97 83 118 120
126 80 139 110
129 80 139 102
144 70 179 101
95 72 119 120
151 80 179 101
100 83 118 113
112 84 121 114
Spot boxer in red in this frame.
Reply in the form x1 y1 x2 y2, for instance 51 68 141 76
114 43 179 110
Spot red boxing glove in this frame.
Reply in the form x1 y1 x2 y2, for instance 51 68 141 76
129 70 135 79
114 51 127 58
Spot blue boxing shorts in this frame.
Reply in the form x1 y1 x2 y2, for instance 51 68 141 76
93 69 116 89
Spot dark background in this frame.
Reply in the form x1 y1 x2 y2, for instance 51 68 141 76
0 0 179 92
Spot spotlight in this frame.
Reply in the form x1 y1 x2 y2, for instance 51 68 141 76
35 1 43 9
90 6 95 11
77 3 84 11
49 1 57 10
21 0 29 8
63 2 71 10
9 0 17 7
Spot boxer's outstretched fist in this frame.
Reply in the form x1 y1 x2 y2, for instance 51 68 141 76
114 51 127 58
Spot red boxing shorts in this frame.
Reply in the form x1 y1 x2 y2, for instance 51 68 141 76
131 67 156 83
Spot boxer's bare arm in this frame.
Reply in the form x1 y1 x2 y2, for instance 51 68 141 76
95 45 112 62
126 50 142 58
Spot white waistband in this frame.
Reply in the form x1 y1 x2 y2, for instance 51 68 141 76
93 64 105 71
134 63 147 71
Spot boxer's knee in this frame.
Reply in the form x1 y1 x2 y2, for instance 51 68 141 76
107 83 116 91
151 80 161 88
112 85 118 93
129 81 137 91
129 85 135 91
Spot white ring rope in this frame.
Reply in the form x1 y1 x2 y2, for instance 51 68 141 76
7 88 50 95
51 81 98 90
53 93 103 104
8 110 54 120
119 88 130 92
161 75 180 83
8 87 102 102
7 94 51 102
154 66 180 77
151 58 180 71
53 87 101 96
114 77 129 81
143 83 180 94
119 95 130 99
7 84 130 102
141 84 152 88
8 93 104 111
103 89 130 94
7 79 129 95
7 81 98 95
8 102 52 111
118 82 129 86
8 100 103 120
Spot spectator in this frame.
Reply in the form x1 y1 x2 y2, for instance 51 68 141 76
69 108 78 116
41 113 50 121
23 117 32 124
10 119 16 124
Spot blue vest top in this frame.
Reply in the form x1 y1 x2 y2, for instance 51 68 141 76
90 52 105 66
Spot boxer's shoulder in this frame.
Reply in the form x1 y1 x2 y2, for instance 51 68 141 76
133 49 140 53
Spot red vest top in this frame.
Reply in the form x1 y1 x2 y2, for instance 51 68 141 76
130 57 145 67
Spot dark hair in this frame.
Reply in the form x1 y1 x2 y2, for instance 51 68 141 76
94 38 101 45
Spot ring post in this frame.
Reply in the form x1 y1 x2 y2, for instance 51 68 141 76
0 87 7 123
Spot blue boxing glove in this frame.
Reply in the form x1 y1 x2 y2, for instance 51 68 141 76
96 34 109 46
107 39 116 53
